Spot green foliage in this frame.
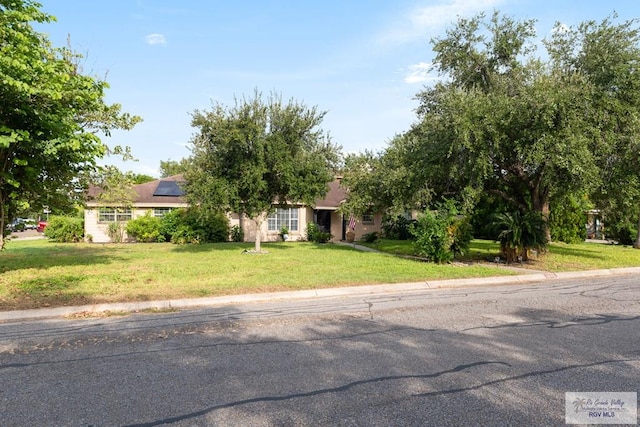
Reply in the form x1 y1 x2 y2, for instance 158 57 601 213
159 158 192 178
361 232 379 243
491 210 548 262
279 225 289 241
306 222 331 243
549 195 589 244
107 221 125 243
230 225 244 242
187 90 341 251
381 215 415 240
411 210 453 263
0 1 140 249
158 207 229 244
126 212 163 243
606 217 637 246
42 216 84 243
410 202 472 263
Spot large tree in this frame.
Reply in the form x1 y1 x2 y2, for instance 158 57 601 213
547 16 640 247
0 1 140 248
186 91 341 252
388 12 639 242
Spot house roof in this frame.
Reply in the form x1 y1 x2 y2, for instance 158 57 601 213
314 178 346 210
86 174 187 206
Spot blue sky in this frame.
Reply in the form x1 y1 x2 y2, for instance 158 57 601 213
37 0 640 177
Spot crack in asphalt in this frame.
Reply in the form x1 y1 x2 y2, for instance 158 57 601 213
124 361 511 427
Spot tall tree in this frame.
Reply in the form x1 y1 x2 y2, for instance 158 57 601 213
187 91 341 252
395 12 639 242
159 158 192 178
547 15 640 247
0 0 141 248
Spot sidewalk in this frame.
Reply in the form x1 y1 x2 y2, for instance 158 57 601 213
2 266 639 323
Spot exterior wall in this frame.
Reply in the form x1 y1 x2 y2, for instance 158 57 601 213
84 204 187 243
231 207 310 243
351 213 384 241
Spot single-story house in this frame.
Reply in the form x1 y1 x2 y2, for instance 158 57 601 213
84 175 383 243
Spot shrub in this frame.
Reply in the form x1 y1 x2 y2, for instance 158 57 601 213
106 221 125 243
126 212 163 242
550 195 589 244
306 222 331 243
410 210 453 263
362 231 379 243
159 207 229 244
410 201 473 263
43 216 84 243
230 225 244 242
381 215 415 240
491 210 548 262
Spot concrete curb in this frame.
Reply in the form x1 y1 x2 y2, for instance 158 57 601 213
1 267 639 323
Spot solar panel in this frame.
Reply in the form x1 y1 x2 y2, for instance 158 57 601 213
153 180 185 197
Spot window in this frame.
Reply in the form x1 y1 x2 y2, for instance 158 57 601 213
267 208 299 232
362 210 374 225
98 208 132 222
153 208 173 218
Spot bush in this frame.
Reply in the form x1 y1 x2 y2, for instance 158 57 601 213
107 221 125 243
410 201 473 263
607 219 636 245
306 222 331 243
491 210 548 262
410 210 453 263
381 215 415 240
361 231 379 243
43 216 84 242
126 212 163 242
550 195 589 244
230 225 244 242
159 207 229 244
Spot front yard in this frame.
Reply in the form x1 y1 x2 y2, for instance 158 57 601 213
1 238 639 311
1 239 511 311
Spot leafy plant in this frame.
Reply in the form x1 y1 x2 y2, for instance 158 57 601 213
491 210 548 262
306 222 331 243
410 201 472 263
106 221 125 243
230 225 244 242
279 225 289 241
43 216 84 243
381 215 415 240
362 232 379 243
410 210 453 263
126 212 163 242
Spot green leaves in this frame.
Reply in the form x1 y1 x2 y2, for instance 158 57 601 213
0 0 141 248
187 90 340 249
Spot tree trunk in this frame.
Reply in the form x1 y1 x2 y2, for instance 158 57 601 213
634 213 640 249
532 192 551 243
253 216 263 252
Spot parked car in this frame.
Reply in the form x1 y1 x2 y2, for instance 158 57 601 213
37 221 47 233
7 218 36 232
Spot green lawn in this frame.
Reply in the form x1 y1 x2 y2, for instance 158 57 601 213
2 238 639 312
363 238 640 271
1 239 512 311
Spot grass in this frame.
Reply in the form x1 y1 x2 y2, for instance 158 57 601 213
362 238 640 271
1 239 513 311
2 238 639 312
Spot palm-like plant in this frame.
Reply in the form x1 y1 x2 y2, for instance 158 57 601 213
491 210 548 262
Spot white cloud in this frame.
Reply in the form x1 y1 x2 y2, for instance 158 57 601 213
403 62 436 84
145 33 167 45
379 0 506 45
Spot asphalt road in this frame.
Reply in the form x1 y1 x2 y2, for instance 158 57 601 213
1 276 638 426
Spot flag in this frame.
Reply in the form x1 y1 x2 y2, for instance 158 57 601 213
348 215 356 230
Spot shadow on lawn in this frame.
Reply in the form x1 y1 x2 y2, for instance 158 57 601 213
0 244 124 275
